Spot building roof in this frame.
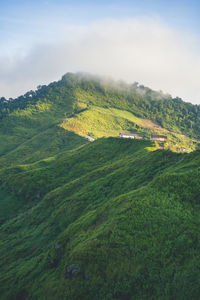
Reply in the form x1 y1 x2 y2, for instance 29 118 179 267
86 136 95 141
152 135 167 139
120 133 139 137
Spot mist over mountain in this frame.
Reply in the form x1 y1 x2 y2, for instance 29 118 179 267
1 18 200 104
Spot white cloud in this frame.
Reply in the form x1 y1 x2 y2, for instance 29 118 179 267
0 17 200 103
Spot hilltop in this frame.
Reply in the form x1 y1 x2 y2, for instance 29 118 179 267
1 73 200 299
0 72 199 166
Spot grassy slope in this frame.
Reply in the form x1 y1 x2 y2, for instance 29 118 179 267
0 87 88 168
0 72 199 167
0 72 198 170
0 138 200 299
60 105 197 151
1 73 200 299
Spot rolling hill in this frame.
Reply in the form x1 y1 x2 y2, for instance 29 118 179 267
0 73 200 299
0 72 200 165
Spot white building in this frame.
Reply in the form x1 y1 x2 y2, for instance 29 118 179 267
86 136 95 142
150 135 167 142
119 133 142 139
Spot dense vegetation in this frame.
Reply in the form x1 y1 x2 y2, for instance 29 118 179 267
0 72 199 163
0 73 200 299
1 138 200 299
1 72 200 138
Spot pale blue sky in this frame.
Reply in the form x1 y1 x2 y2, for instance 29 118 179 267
1 0 200 55
0 0 200 102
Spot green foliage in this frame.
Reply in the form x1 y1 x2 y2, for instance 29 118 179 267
0 72 199 164
1 73 200 299
0 138 200 299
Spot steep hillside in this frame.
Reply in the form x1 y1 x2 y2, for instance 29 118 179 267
0 82 88 167
0 72 199 165
0 138 200 299
1 73 200 299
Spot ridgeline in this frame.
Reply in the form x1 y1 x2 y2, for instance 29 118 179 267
0 73 200 299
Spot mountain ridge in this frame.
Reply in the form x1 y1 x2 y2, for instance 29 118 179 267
0 72 199 166
1 73 200 299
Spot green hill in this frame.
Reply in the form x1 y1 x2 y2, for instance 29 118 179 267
0 138 200 299
1 73 200 299
0 72 199 165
